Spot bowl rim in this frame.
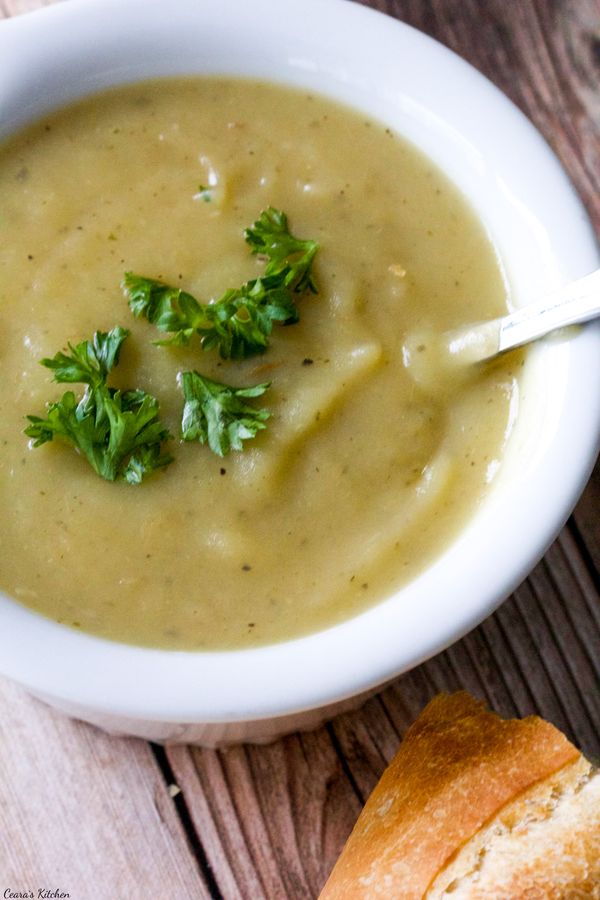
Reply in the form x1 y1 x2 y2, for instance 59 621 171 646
1 0 599 723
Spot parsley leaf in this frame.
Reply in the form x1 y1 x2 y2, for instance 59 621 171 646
244 207 319 294
25 327 173 483
180 371 270 456
123 273 207 347
198 277 299 359
40 325 130 385
123 207 319 360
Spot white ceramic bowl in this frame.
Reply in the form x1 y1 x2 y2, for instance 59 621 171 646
1 0 599 746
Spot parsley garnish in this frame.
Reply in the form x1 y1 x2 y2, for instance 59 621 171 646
244 207 319 294
123 271 298 360
123 207 319 360
180 371 270 456
25 327 173 483
124 276 205 347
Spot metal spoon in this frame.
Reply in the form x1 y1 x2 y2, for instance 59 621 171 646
446 268 600 365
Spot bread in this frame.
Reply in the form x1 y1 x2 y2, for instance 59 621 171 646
319 692 599 899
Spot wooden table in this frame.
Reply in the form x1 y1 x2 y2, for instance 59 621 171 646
1 1 598 897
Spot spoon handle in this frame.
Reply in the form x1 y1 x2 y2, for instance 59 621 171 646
497 267 600 355
408 268 600 375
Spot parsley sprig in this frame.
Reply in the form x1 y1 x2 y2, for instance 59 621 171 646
123 272 298 360
180 371 270 456
244 207 319 294
123 207 319 360
25 327 173 484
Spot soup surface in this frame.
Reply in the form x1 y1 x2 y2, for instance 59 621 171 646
0 78 522 649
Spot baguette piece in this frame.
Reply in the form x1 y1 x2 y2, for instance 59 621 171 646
319 692 598 899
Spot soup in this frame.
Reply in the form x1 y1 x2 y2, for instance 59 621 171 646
0 78 522 649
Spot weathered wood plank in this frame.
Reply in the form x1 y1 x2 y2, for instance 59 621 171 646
573 461 600 575
0 678 209 899
166 729 364 900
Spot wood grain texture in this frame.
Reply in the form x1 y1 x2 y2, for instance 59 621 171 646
574 460 600 573
0 1 599 898
166 730 365 900
0 679 209 898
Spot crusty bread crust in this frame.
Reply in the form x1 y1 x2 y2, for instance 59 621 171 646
318 692 581 900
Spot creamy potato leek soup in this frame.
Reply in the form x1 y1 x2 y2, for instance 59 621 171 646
0 78 523 650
